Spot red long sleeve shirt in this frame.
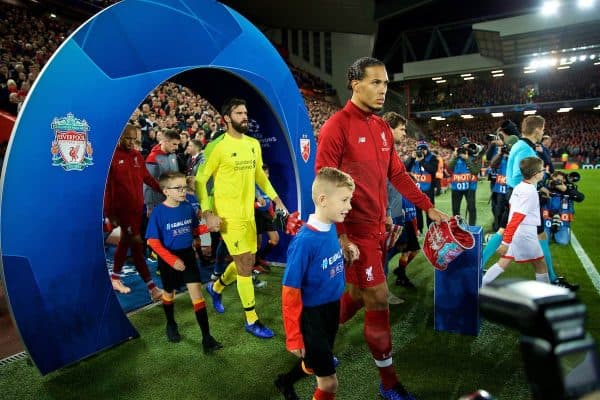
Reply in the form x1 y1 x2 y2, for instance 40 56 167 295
104 145 161 217
316 101 433 234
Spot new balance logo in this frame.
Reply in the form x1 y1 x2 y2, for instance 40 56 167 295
358 137 366 143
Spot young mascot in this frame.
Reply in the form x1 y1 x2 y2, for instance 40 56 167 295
278 167 356 400
146 172 222 354
481 157 550 286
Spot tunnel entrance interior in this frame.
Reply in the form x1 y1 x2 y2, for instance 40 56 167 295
104 68 297 313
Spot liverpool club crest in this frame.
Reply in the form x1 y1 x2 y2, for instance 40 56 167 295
300 135 310 163
50 113 93 171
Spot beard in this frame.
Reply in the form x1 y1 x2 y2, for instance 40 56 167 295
231 119 248 134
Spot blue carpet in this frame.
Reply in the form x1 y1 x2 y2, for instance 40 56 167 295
105 246 213 313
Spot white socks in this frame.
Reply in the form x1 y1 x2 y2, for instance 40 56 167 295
535 272 550 283
482 264 505 286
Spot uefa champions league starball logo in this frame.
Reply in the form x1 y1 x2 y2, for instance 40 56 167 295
50 113 94 171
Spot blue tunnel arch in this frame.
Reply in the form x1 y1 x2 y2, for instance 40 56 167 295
0 0 315 375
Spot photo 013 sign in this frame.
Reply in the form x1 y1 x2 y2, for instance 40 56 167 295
50 113 94 171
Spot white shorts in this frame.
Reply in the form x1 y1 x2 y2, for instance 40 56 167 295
503 225 544 263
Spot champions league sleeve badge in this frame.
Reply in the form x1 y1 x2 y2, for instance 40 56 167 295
50 113 94 171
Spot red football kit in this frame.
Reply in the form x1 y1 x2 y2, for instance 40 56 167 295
316 101 433 287
104 145 161 234
105 144 162 285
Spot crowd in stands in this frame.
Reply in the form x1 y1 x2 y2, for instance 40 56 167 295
0 2 342 140
289 64 336 96
304 96 340 137
0 3 72 114
412 66 600 111
2 2 599 167
420 111 600 164
131 82 223 159
543 112 600 164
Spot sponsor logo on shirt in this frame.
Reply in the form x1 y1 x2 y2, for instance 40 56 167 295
166 219 192 237
234 159 256 171
321 258 328 270
321 249 344 278
358 137 366 143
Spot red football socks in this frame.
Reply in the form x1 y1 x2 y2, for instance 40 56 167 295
365 309 398 389
339 291 363 324
313 387 335 400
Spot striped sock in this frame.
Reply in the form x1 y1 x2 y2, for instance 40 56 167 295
193 299 209 337
162 295 175 325
237 275 258 324
365 309 398 389
213 261 237 293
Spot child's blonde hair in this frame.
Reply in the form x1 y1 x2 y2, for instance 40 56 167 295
312 167 355 203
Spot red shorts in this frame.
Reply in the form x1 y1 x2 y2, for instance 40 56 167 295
345 231 386 288
115 210 143 236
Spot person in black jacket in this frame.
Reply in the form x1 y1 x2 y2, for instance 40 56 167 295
536 135 555 175
404 141 438 233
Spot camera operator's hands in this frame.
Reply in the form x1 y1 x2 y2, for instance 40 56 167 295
539 187 551 198
554 183 567 192
459 152 469 160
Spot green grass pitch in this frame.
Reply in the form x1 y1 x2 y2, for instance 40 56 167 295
1 170 598 400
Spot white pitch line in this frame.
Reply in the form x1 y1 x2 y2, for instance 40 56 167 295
571 233 600 295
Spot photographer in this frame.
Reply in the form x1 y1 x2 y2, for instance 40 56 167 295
484 115 579 290
405 140 438 232
449 137 482 226
485 131 506 227
542 171 585 245
488 135 519 232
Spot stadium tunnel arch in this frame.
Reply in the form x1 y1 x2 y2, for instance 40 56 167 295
0 0 314 375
